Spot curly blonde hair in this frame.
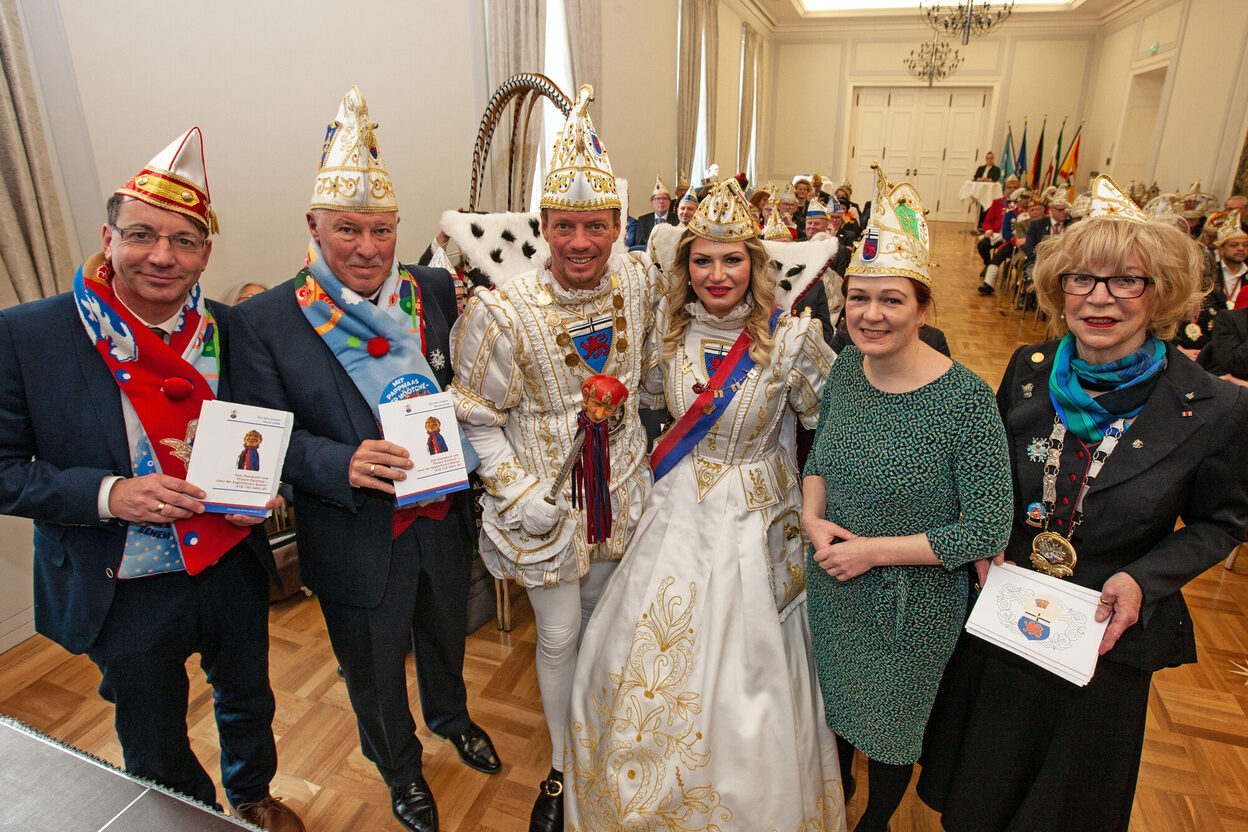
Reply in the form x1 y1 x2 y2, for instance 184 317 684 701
1032 217 1205 341
661 231 776 365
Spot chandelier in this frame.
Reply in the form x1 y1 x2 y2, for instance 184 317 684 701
920 0 1014 45
904 32 964 86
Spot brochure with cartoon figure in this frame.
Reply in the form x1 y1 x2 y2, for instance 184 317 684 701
185 400 293 516
966 561 1109 686
378 391 469 507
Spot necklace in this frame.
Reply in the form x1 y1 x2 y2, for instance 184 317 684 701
535 274 628 371
1030 414 1127 577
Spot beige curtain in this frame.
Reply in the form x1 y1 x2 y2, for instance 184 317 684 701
564 0 602 124
0 0 73 305
676 0 704 181
483 0 546 211
702 0 718 168
737 23 760 176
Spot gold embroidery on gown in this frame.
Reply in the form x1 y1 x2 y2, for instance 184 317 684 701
569 578 733 831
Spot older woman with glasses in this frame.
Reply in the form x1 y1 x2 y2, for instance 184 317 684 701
918 176 1248 832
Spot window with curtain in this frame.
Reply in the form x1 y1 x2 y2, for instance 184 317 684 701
530 0 574 210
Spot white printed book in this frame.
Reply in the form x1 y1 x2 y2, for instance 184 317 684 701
378 392 470 507
184 400 293 516
966 561 1110 687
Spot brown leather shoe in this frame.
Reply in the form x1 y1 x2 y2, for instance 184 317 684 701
235 796 307 832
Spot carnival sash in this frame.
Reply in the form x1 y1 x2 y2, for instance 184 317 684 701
650 308 783 481
297 242 479 534
74 254 247 575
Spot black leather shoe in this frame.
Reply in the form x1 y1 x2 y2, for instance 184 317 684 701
390 777 438 832
443 722 501 774
529 768 563 832
977 282 994 295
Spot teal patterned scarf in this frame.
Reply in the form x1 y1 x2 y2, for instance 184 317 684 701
1048 332 1166 443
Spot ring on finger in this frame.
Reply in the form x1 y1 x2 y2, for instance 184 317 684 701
1098 597 1113 606
156 501 166 515
369 463 376 476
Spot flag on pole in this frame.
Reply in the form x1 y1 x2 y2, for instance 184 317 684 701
1048 117 1067 190
1015 120 1028 182
1029 115 1047 191
1057 122 1083 198
1001 124 1016 181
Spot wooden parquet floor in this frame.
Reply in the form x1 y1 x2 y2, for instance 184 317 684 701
3 221 1247 830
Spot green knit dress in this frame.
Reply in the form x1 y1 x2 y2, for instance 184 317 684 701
804 346 1012 764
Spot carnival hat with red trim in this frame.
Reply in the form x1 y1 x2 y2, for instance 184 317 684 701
116 127 218 234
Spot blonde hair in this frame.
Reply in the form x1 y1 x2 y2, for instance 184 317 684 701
662 231 776 365
1032 217 1205 341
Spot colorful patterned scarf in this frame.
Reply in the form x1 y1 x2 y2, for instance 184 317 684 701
74 254 247 575
297 241 478 534
1049 332 1166 443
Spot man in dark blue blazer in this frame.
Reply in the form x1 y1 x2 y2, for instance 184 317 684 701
0 130 302 831
227 86 496 832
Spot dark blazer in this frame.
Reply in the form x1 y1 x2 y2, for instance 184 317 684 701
0 293 276 654
630 210 679 247
996 340 1248 671
1208 307 1248 379
228 266 473 608
973 164 1001 182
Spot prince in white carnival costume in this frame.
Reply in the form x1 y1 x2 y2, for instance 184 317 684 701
450 85 659 830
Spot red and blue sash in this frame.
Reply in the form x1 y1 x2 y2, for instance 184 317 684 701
650 308 782 481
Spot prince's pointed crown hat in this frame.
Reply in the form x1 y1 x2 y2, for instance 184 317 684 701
845 164 932 286
117 127 218 234
311 86 397 213
540 85 620 212
688 178 758 242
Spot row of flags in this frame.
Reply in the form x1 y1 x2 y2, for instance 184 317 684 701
999 115 1083 195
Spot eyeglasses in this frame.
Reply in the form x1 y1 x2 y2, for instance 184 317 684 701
111 225 207 253
1059 273 1153 299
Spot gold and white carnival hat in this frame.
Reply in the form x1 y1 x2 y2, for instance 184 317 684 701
1216 210 1248 246
540 85 620 212
1179 179 1217 220
1085 174 1150 222
688 178 758 242
677 170 690 192
1143 191 1184 223
311 86 397 213
117 127 218 233
651 174 670 199
845 164 932 287
762 191 792 242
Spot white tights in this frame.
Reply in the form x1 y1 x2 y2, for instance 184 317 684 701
525 560 616 770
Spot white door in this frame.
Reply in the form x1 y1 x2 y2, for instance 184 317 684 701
847 85 992 221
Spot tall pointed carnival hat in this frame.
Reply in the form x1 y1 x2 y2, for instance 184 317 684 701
687 178 758 242
652 174 670 198
116 127 218 233
311 85 397 213
845 164 932 286
540 85 620 211
1216 210 1248 246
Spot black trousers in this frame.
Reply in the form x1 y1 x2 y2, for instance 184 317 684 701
318 515 472 787
87 546 276 809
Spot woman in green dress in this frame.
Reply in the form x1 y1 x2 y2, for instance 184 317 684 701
801 166 1012 832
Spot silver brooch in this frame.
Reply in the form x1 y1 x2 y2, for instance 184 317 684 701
1185 392 1194 400
1026 437 1048 463
1132 439 1143 449
1021 383 1034 399
429 348 446 370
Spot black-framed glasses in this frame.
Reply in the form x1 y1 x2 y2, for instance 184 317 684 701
1059 273 1153 299
110 224 207 253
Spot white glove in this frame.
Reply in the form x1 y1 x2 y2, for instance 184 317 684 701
520 488 569 536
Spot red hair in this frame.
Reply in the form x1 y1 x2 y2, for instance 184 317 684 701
581 374 628 405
